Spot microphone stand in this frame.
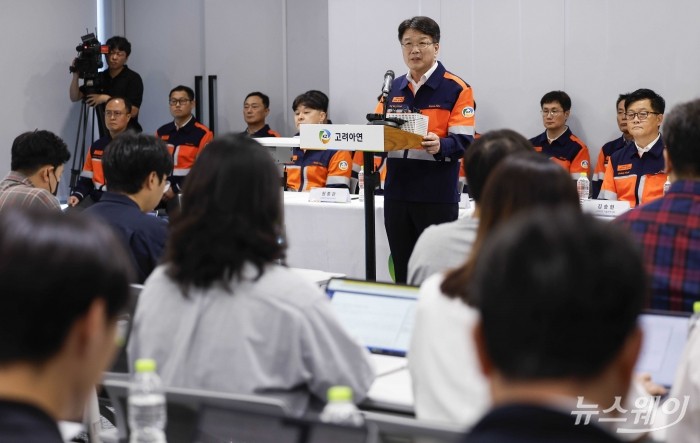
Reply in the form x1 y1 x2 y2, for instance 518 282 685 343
362 94 405 281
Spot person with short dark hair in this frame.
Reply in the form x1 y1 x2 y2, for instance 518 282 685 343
381 16 476 283
84 132 173 283
241 91 281 137
407 129 533 285
128 134 373 415
460 208 645 443
69 35 143 135
529 90 591 179
286 90 353 191
600 88 667 207
0 207 132 442
156 85 214 211
409 152 580 427
69 96 133 209
0 130 70 211
616 98 700 312
591 93 634 198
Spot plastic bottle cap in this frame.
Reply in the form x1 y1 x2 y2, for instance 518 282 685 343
134 358 157 373
327 386 353 403
580 173 587 178
694 301 700 314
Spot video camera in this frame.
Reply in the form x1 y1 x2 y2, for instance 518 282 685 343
69 32 109 87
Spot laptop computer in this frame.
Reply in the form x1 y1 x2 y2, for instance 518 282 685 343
326 278 419 376
635 310 691 388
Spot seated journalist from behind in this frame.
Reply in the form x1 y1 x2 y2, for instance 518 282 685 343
0 130 70 211
128 134 374 415
84 133 173 283
0 208 132 442
407 129 533 286
460 208 646 442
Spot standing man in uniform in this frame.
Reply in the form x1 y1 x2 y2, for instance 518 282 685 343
382 16 475 283
241 92 281 138
68 97 132 208
156 85 214 211
70 36 144 135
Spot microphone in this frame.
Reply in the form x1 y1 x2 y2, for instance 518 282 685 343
381 70 394 96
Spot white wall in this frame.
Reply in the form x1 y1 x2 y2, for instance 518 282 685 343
328 0 700 164
0 1 97 200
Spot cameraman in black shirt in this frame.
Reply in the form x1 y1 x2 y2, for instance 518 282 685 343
70 36 143 135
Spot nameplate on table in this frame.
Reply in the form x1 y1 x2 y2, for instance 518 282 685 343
308 188 350 203
581 199 631 218
299 124 384 151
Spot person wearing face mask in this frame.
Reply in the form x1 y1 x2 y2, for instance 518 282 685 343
0 130 70 211
285 90 352 191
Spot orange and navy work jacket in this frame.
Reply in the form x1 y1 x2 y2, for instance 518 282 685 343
529 128 591 179
352 152 387 191
286 147 352 192
591 135 632 198
71 134 112 202
599 136 667 208
244 124 281 138
379 61 475 204
156 117 214 193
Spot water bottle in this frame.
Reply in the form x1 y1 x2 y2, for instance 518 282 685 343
576 172 590 202
689 301 700 337
358 166 365 202
319 386 364 426
129 358 167 443
663 176 671 195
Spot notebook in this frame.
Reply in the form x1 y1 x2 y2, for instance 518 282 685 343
635 310 691 388
326 278 419 376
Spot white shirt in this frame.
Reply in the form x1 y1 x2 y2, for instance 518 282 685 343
635 133 661 157
407 61 439 94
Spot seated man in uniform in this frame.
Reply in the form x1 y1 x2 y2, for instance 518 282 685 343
529 90 591 180
616 98 700 312
0 208 132 442
286 90 352 191
591 93 634 198
462 208 645 443
156 85 214 211
241 91 281 137
69 96 132 209
599 88 667 207
84 133 173 283
0 130 70 211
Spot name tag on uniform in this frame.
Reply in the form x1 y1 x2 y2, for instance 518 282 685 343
308 188 350 203
581 199 631 218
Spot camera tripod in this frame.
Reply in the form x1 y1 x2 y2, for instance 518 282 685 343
69 99 103 194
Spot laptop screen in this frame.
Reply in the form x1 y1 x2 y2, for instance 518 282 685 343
635 310 691 388
326 278 419 357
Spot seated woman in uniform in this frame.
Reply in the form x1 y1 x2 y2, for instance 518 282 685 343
128 133 374 415
285 90 353 191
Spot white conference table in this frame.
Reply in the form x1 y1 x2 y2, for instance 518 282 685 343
283 191 395 282
283 191 473 282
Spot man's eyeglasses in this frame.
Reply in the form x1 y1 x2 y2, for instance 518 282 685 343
541 109 563 117
169 98 192 106
401 41 435 50
625 111 660 121
105 110 126 117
